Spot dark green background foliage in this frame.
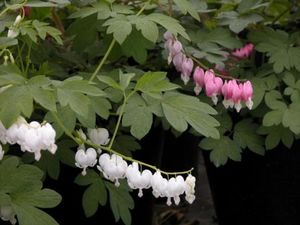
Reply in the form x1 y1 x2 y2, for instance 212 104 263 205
0 0 300 224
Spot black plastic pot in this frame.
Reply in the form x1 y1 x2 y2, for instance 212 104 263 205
203 140 300 225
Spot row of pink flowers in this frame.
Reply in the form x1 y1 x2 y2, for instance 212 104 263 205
193 68 253 112
164 31 254 112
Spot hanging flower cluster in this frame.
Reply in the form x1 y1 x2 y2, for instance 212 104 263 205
164 31 254 112
193 67 253 112
75 128 196 206
0 117 57 161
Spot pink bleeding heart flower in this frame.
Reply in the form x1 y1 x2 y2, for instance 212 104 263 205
222 81 234 109
172 52 184 72
231 82 243 112
204 69 215 84
232 43 254 59
180 56 193 85
242 81 253 110
163 31 173 40
167 40 183 64
205 75 223 105
193 67 205 95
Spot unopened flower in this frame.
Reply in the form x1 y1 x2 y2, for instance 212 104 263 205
88 128 110 146
97 153 127 187
185 174 196 204
75 147 97 176
7 28 19 39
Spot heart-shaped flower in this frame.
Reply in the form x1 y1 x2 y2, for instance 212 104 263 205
75 148 97 175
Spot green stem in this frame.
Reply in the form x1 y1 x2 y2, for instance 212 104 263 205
271 7 290 25
17 43 25 72
88 0 151 82
25 41 32 77
89 38 116 82
108 93 127 149
0 0 28 18
108 90 135 149
190 55 246 82
51 111 81 145
136 0 150 16
85 139 193 176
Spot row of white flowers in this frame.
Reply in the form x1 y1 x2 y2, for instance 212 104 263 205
75 128 196 206
0 117 57 161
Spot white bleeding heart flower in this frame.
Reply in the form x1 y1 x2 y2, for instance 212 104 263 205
88 128 110 146
151 171 168 198
97 153 127 187
4 118 57 160
165 176 186 206
75 147 97 176
185 174 196 204
0 205 17 225
126 162 152 197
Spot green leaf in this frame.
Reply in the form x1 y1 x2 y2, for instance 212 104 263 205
32 20 62 44
0 157 61 225
112 135 141 156
76 104 96 128
135 72 179 94
57 88 90 118
66 14 100 51
97 75 123 91
0 37 18 49
45 106 76 139
218 11 263 33
0 86 33 127
0 64 25 86
146 13 189 40
282 102 300 134
257 125 294 150
104 16 132 44
173 0 200 21
122 94 153 139
161 93 219 138
263 90 287 127
121 29 154 64
90 97 112 119
13 204 59 225
233 119 265 155
134 17 159 43
75 171 107 217
119 71 135 90
249 29 300 73
34 152 60 180
26 0 70 7
13 189 61 208
60 79 106 96
106 181 134 225
30 87 57 112
200 136 241 167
